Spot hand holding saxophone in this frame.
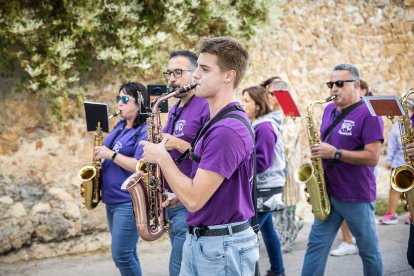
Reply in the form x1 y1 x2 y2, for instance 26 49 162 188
139 138 170 164
94 145 115 160
162 133 191 153
406 142 414 158
310 142 336 159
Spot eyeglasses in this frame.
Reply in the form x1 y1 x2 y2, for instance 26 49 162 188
116 95 132 104
326 80 356 89
162 69 193 80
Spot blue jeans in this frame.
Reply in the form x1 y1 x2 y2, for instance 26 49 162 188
180 220 259 276
106 202 142 276
258 211 285 274
408 223 414 269
166 204 187 276
302 196 383 276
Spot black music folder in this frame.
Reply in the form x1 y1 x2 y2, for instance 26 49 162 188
84 102 110 133
362 96 405 117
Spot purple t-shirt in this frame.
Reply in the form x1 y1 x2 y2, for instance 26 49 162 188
186 102 255 227
255 122 277 173
162 96 209 191
321 102 384 202
101 120 147 204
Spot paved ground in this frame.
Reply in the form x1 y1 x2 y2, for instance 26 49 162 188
1 215 413 276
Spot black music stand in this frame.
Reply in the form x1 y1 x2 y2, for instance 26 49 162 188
273 90 301 119
84 102 110 133
362 96 405 119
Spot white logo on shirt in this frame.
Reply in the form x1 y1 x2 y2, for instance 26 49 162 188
113 142 122 152
338 120 355 136
174 120 186 137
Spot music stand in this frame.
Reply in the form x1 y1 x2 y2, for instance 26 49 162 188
362 96 405 119
84 102 110 133
273 90 301 119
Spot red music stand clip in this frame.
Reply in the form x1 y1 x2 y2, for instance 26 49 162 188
273 90 301 119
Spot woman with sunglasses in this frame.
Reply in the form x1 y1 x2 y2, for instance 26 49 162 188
241 86 286 276
94 81 149 276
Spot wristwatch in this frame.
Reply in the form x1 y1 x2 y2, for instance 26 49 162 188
334 148 342 161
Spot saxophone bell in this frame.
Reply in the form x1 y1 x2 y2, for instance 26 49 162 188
78 110 119 210
390 88 414 223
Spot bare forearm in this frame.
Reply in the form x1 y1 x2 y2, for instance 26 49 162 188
112 153 138 173
158 155 195 209
339 149 379 166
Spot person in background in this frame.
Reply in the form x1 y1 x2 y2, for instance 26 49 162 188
261 77 304 252
161 50 210 276
380 99 414 225
94 81 149 276
241 85 286 276
301 64 384 276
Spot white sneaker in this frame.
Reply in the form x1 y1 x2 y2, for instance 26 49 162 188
330 242 358 256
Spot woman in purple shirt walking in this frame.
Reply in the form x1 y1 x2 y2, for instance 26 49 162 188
241 85 286 276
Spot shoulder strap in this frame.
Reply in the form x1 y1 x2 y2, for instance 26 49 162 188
222 114 259 234
174 105 243 164
133 124 145 143
322 100 364 141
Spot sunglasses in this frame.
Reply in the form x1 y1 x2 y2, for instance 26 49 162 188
326 80 356 89
162 69 193 80
116 95 132 104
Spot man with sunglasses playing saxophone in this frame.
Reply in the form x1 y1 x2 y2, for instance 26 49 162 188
161 50 209 276
301 64 384 276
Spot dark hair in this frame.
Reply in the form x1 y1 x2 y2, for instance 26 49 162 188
170 50 198 70
359 79 373 96
333 63 360 82
260 76 282 88
119 82 150 126
242 86 272 118
199 37 248 88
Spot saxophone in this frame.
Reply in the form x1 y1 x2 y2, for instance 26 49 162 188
121 83 197 241
78 110 120 210
390 88 414 224
294 95 336 221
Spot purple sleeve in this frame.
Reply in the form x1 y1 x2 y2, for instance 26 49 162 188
362 115 384 145
198 125 250 179
255 122 277 174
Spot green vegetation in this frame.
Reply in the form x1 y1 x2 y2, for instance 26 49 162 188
375 198 407 216
0 0 270 120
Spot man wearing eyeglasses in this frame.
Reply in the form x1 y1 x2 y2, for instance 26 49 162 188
301 63 384 276
161 50 209 276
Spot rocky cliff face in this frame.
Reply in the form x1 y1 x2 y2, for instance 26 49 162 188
1 0 413 262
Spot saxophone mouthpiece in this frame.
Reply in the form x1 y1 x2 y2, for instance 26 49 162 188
179 83 198 94
109 110 120 120
166 86 176 94
326 95 337 102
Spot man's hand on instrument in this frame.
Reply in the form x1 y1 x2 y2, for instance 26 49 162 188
139 138 170 164
162 133 190 153
406 142 414 159
310 142 336 159
162 193 181 208
94 146 114 160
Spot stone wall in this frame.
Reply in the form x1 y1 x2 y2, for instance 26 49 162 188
0 0 413 262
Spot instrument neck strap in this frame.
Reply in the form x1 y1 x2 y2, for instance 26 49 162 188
322 100 364 141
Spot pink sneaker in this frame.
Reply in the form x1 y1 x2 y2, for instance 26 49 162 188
379 211 398 225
